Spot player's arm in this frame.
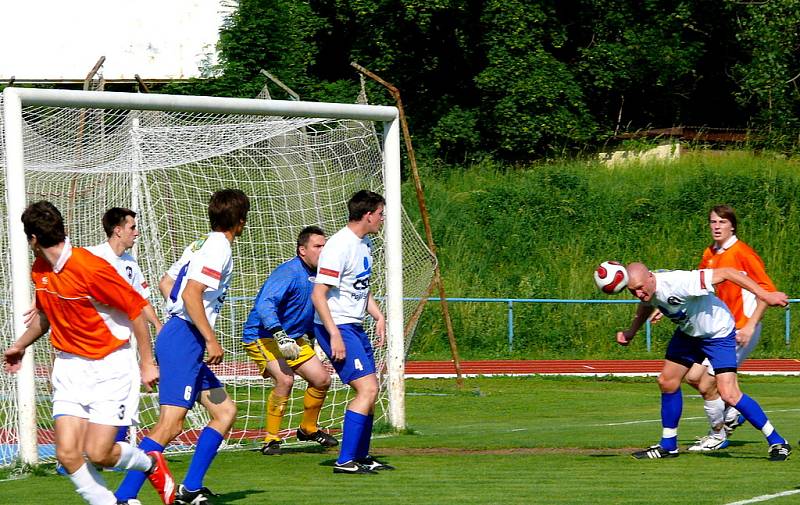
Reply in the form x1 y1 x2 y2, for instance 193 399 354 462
4 310 50 373
255 275 300 359
130 311 159 390
158 273 175 300
737 299 767 347
367 293 386 346
182 279 223 365
142 302 163 334
616 303 655 346
710 267 788 307
312 283 345 360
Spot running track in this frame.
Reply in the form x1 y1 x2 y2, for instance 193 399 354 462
404 359 800 378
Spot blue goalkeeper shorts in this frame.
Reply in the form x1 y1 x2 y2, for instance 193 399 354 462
314 323 375 384
155 316 223 409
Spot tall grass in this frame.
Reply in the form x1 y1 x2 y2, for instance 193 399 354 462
403 152 800 359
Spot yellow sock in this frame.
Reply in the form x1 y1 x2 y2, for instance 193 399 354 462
265 391 289 442
300 386 328 434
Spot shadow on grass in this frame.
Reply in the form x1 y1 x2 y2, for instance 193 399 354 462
212 488 268 504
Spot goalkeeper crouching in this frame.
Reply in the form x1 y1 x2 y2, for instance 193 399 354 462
243 226 339 455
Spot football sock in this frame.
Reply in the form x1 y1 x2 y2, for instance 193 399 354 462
735 394 785 445
724 406 741 424
114 425 129 443
703 397 726 433
338 409 369 465
300 386 328 434
660 389 682 451
266 391 288 441
183 426 224 491
114 441 153 471
356 414 374 459
115 436 163 501
71 462 116 505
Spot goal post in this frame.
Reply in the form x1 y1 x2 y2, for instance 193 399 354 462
1 87 422 466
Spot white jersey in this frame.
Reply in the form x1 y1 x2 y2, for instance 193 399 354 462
165 232 232 328
315 226 373 325
85 241 151 299
652 269 735 339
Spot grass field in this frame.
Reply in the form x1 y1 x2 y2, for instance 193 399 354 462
3 375 800 504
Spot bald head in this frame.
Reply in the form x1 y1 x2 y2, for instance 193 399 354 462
625 262 655 302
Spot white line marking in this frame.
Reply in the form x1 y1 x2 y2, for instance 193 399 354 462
724 489 800 505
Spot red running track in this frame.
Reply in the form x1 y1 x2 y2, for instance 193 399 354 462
404 359 800 377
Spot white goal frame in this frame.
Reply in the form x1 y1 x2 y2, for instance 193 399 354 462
2 87 406 465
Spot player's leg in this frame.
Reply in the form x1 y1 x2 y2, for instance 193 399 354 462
176 368 236 503
55 415 118 504
315 323 379 473
724 323 764 433
255 338 295 453
705 332 790 460
633 331 695 459
292 339 338 447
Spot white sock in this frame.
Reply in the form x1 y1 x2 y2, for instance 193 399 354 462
704 397 726 434
69 462 116 505
114 441 153 471
724 406 741 424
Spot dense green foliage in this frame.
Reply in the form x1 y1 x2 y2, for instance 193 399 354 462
156 0 800 159
404 153 800 359
4 376 800 504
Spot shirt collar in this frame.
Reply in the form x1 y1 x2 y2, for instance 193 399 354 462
714 235 738 253
53 237 73 273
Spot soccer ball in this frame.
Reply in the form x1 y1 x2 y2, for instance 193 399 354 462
594 261 628 294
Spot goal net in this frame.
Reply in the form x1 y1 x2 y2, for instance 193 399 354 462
0 89 436 466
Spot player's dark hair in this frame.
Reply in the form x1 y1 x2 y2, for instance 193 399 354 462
21 200 66 248
102 207 136 237
348 190 385 221
209 189 250 231
710 204 738 233
296 225 325 255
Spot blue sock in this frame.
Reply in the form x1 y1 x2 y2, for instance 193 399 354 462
735 394 785 445
115 437 163 501
659 389 682 451
183 427 224 491
338 410 369 465
114 426 129 443
355 415 374 460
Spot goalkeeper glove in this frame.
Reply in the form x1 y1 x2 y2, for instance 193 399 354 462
274 329 301 360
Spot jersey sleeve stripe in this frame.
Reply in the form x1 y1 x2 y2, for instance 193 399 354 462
201 266 222 280
319 267 339 278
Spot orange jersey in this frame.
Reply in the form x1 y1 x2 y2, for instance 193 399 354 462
32 242 147 359
698 238 775 329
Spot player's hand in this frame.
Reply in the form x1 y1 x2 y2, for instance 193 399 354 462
736 326 754 347
374 316 386 348
275 330 301 360
616 330 634 346
140 361 159 392
764 291 789 307
330 331 346 361
206 339 224 365
648 309 663 324
3 345 25 373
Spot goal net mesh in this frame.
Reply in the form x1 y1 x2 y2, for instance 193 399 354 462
0 95 436 464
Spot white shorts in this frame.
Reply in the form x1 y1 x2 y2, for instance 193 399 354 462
51 343 140 426
702 323 762 375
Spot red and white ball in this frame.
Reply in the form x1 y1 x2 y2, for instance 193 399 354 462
594 261 628 294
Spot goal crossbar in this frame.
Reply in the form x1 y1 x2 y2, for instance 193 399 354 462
2 87 405 465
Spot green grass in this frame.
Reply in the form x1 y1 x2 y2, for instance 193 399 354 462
4 375 800 504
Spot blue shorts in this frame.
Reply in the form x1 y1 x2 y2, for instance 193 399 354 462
665 329 738 373
314 323 375 384
155 316 223 409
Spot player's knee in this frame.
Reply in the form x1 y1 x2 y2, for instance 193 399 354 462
717 387 742 406
657 374 680 393
56 446 83 470
275 373 294 391
212 401 238 429
83 446 115 468
356 382 379 404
